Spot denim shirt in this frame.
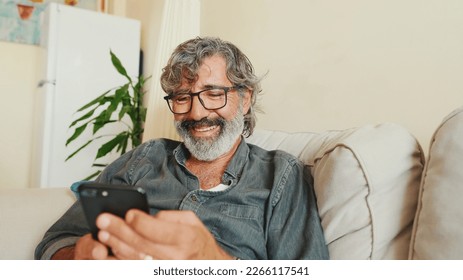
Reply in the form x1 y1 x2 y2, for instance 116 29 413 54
35 138 329 260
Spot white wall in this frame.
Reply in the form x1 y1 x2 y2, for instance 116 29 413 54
125 0 164 86
0 42 40 189
200 0 463 153
3 0 463 188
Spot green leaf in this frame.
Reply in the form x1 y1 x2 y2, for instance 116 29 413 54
76 89 112 112
69 108 96 128
66 123 88 146
92 104 119 135
120 134 129 154
135 74 150 92
101 95 115 105
132 134 142 148
105 84 128 120
95 132 127 159
93 119 117 135
92 163 108 168
118 105 132 120
110 50 132 83
116 133 129 153
65 139 93 161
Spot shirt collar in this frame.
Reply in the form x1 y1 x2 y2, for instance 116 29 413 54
173 136 250 184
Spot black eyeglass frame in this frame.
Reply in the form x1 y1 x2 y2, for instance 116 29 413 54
163 85 244 114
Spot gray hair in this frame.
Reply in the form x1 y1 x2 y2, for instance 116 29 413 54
160 36 262 137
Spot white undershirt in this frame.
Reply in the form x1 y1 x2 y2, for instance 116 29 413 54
206 183 230 192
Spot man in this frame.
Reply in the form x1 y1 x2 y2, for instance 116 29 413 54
35 37 329 260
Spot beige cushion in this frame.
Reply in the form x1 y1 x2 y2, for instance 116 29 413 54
0 188 76 260
247 123 424 259
409 106 463 259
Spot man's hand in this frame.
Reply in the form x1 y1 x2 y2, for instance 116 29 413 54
95 210 235 260
74 233 117 259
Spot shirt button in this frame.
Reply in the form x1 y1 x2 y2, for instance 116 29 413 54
191 195 198 202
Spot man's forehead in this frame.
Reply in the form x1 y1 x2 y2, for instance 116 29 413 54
177 55 230 90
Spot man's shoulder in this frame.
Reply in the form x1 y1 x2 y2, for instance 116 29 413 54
134 138 181 154
246 142 300 166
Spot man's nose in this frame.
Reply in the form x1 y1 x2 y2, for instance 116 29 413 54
189 95 209 120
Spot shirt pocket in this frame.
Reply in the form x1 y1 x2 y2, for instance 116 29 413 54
219 203 261 220
208 203 266 258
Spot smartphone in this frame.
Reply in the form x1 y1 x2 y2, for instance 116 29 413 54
77 182 149 239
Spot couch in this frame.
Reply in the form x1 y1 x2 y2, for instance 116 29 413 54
1 106 462 260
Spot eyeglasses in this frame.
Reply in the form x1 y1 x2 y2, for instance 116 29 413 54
164 86 242 114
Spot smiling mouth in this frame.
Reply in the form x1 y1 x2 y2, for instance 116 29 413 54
194 125 219 132
181 117 225 134
179 117 225 140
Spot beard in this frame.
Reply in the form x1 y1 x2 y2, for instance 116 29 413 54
175 107 244 161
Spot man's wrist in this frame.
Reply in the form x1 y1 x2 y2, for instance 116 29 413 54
51 246 75 260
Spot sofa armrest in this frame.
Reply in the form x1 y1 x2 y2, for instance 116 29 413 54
410 106 463 259
0 188 76 260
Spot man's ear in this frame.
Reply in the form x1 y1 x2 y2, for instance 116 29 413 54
242 89 252 114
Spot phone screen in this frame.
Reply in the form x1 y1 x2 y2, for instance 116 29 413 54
78 182 149 239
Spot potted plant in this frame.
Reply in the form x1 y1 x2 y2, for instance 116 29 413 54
65 50 149 180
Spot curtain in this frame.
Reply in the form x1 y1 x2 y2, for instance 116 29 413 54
142 0 200 142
